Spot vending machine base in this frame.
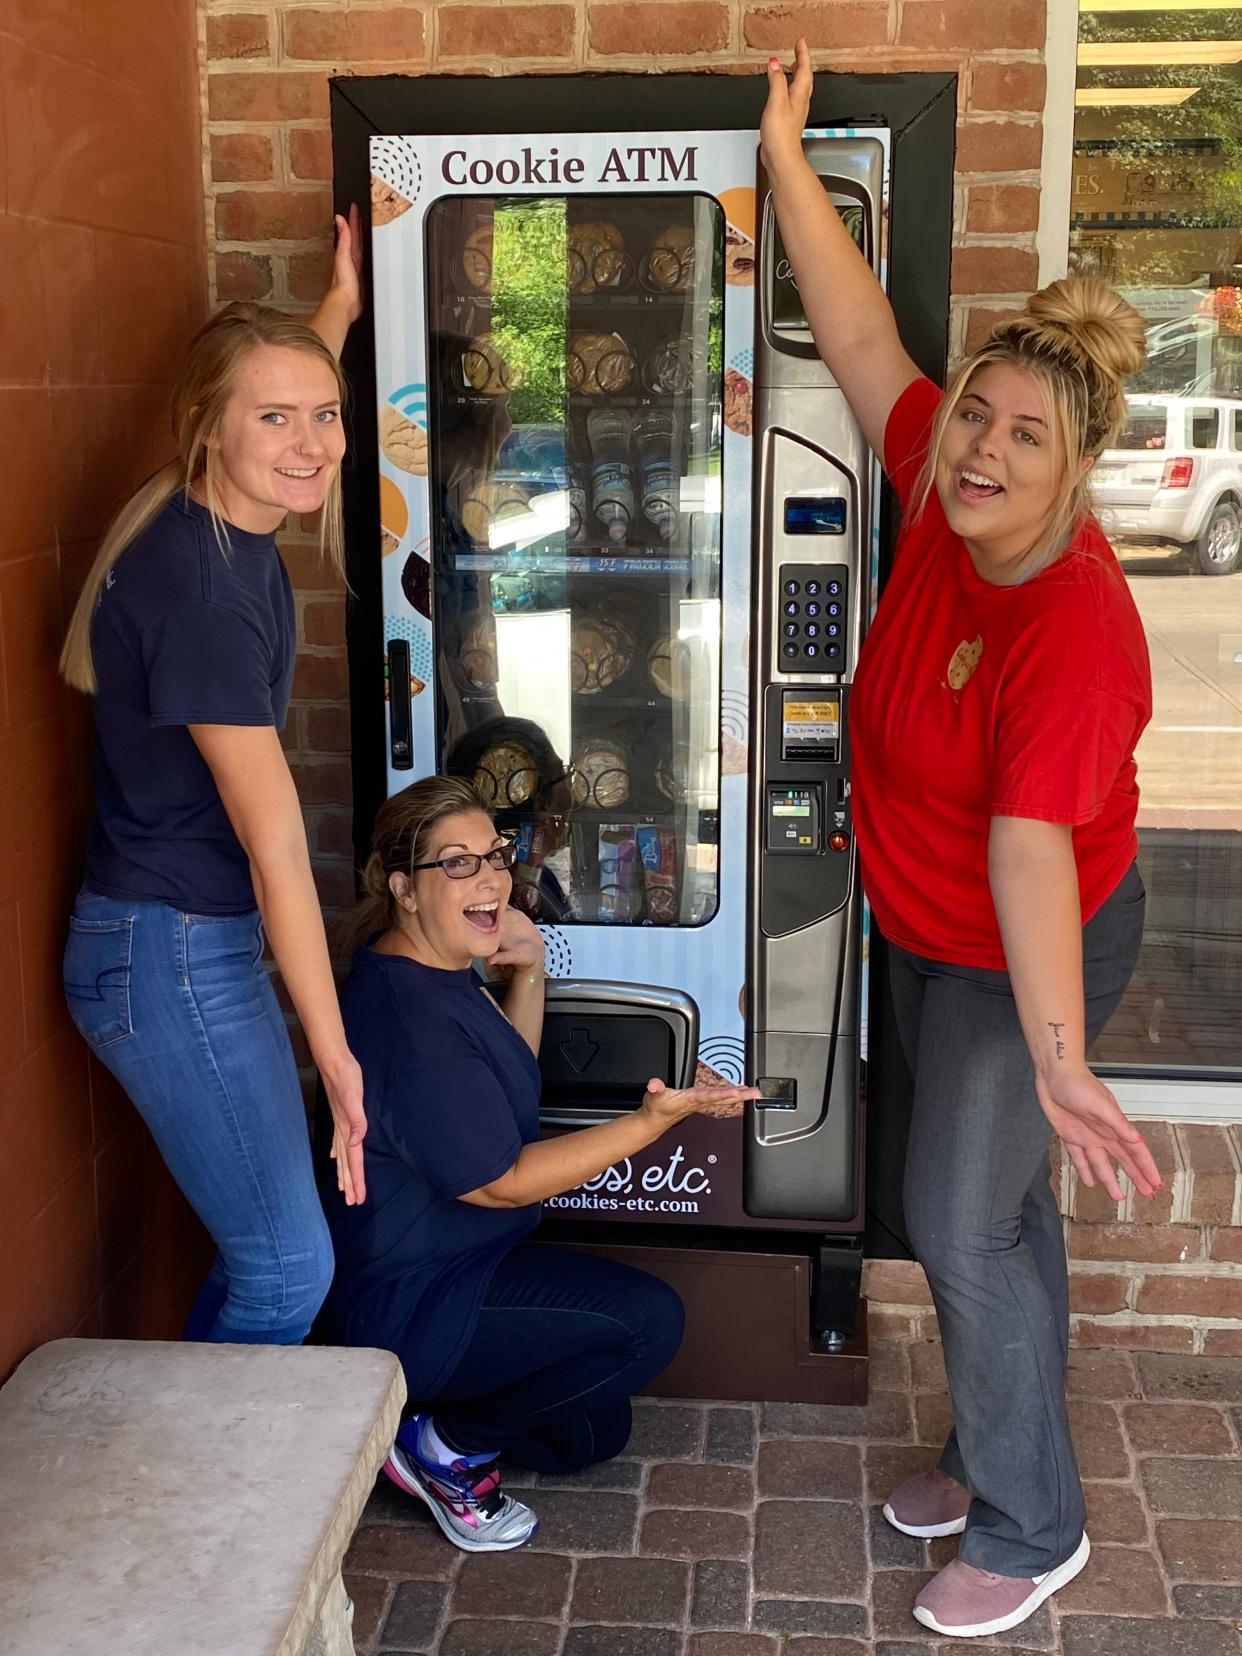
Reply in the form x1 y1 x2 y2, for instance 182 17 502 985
542 1237 869 1406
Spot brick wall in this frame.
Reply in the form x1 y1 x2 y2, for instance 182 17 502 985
0 0 211 1377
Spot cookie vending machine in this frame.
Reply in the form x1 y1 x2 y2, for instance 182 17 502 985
336 72 955 1400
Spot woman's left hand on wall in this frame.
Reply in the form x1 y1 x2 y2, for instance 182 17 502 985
310 203 365 357
1036 1065 1162 1201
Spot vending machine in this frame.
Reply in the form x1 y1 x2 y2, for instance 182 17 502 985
332 71 953 1400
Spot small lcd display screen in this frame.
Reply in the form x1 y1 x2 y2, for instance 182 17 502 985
772 803 811 817
784 497 847 536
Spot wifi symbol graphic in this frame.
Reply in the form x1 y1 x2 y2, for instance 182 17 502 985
390 382 428 424
721 690 748 745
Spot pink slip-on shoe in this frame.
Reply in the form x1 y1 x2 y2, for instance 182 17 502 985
882 1466 971 1539
913 1533 1091 1637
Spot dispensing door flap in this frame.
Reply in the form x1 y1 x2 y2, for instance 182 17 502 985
537 981 699 1126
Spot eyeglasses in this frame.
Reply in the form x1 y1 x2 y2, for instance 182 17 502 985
409 841 519 880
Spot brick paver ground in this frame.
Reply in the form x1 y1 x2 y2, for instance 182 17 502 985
343 1342 1242 1654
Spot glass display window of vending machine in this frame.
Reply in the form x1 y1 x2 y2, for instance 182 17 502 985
334 72 954 1403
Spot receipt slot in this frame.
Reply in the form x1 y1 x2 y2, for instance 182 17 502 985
746 134 884 1230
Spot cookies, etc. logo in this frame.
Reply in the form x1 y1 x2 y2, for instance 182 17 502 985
370 137 422 226
946 635 983 690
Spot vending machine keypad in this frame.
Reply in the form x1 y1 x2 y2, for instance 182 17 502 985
777 564 848 672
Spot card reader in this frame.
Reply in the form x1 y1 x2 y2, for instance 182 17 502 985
765 784 820 854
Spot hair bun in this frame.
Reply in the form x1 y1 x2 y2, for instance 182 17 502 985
1023 277 1147 381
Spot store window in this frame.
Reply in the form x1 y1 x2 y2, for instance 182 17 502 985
1071 2 1242 1088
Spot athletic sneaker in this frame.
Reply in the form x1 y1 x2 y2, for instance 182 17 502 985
382 1413 538 1552
913 1533 1091 1638
883 1466 971 1538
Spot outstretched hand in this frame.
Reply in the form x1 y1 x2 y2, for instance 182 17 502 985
760 37 814 176
640 1076 762 1126
331 203 365 326
1036 1065 1162 1202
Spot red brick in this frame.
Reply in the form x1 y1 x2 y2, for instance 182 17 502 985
206 12 272 60
743 4 889 50
687 1638 779 1656
866 1309 916 1341
589 2 731 56
647 1463 753 1510
215 250 273 301
216 187 333 243
1204 1329 1242 1356
304 704 352 754
1074 1176 1125 1225
292 651 351 700
1124 1402 1234 1456
289 247 334 303
1083 1482 1149 1545
1155 1519 1242 1582
341 1576 390 1647
283 7 427 64
900 0 1043 51
1054 1544 1169 1616
862 1259 933 1307
1210 1227 1242 1264
289 126 333 181
1178 1125 1239 1226
1069 1222 1204 1266
210 131 275 184
971 59 1046 114
313 808 355 858
1069 1272 1132 1316
281 537 345 592
640 1508 750 1560
1130 1122 1179 1225
313 860 358 912
954 121 1042 174
951 245 1038 298
441 5 577 58
207 71 329 123
966 183 1039 235
301 599 346 648
913 1390 954 1447
1074 1319 1196 1354
1136 1275 1242 1320
908 1339 947 1392
1067 1348 1141 1400
289 755 353 807
344 1521 456 1578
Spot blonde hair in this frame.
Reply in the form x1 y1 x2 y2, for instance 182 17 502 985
60 303 348 693
344 774 497 953
914 277 1147 580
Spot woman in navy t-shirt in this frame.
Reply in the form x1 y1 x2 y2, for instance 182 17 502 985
319 774 758 1553
59 214 368 1343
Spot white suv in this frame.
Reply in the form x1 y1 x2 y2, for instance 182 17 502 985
1090 394 1242 576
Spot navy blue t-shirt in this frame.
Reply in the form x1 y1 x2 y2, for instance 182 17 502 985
319 948 543 1398
85 492 295 914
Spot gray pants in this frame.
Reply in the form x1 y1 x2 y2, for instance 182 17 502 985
889 860 1146 1576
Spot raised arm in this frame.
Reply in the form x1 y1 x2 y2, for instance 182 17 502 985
760 39 921 458
190 723 367 1203
309 205 364 360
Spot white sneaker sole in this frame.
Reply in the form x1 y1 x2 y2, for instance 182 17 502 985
913 1532 1091 1638
882 1501 969 1539
382 1451 538 1553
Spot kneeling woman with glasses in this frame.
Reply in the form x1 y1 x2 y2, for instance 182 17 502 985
318 775 757 1552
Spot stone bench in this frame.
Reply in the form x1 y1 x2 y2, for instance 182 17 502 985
0 1338 405 1656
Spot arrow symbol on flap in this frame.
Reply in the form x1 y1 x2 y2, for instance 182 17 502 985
560 1028 600 1074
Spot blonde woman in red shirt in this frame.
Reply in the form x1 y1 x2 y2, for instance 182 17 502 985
763 43 1162 1640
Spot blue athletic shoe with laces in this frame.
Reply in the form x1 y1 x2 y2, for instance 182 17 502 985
382 1412 539 1552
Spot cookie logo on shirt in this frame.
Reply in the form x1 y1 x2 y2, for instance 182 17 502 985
946 635 983 690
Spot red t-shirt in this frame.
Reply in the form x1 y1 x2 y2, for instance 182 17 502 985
849 376 1152 969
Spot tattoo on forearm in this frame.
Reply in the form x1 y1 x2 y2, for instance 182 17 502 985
1048 1021 1066 1060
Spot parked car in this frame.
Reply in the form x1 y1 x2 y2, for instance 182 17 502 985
1090 394 1242 575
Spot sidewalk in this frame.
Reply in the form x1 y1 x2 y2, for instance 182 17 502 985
341 1336 1242 1653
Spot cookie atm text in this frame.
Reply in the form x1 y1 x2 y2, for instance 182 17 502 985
442 146 700 188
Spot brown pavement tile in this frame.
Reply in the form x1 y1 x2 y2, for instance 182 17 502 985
640 1507 751 1561
1068 1400 1131 1479
691 1559 749 1630
569 1556 689 1624
626 1401 705 1460
753 1498 868 1599
871 1567 936 1639
345 1520 458 1579
380 1578 449 1648
359 1477 430 1527
437 1620 561 1656
870 1341 912 1392
751 1599 870 1638
686 1637 779 1656
870 1390 916 1441
1172 1583 1242 1620
1083 1480 1150 1544
343 1573 393 1647
705 1407 757 1465
524 1491 638 1555
760 1400 868 1438
913 1391 955 1447
1155 1518 1242 1581
451 1552 571 1619
1137 1354 1242 1404
1124 1403 1236 1457
1055 1543 1171 1616
868 1502 928 1570
1059 1616 1242 1655
562 1629 682 1656
1142 1458 1242 1518
646 1461 754 1509
864 1442 941 1499
785 1642 874 1654
909 1342 949 1393
1067 1348 1142 1400
757 1437 863 1500
536 1458 643 1491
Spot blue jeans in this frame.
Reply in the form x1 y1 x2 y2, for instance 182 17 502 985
421 1244 685 1472
889 860 1146 1576
63 888 333 1343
